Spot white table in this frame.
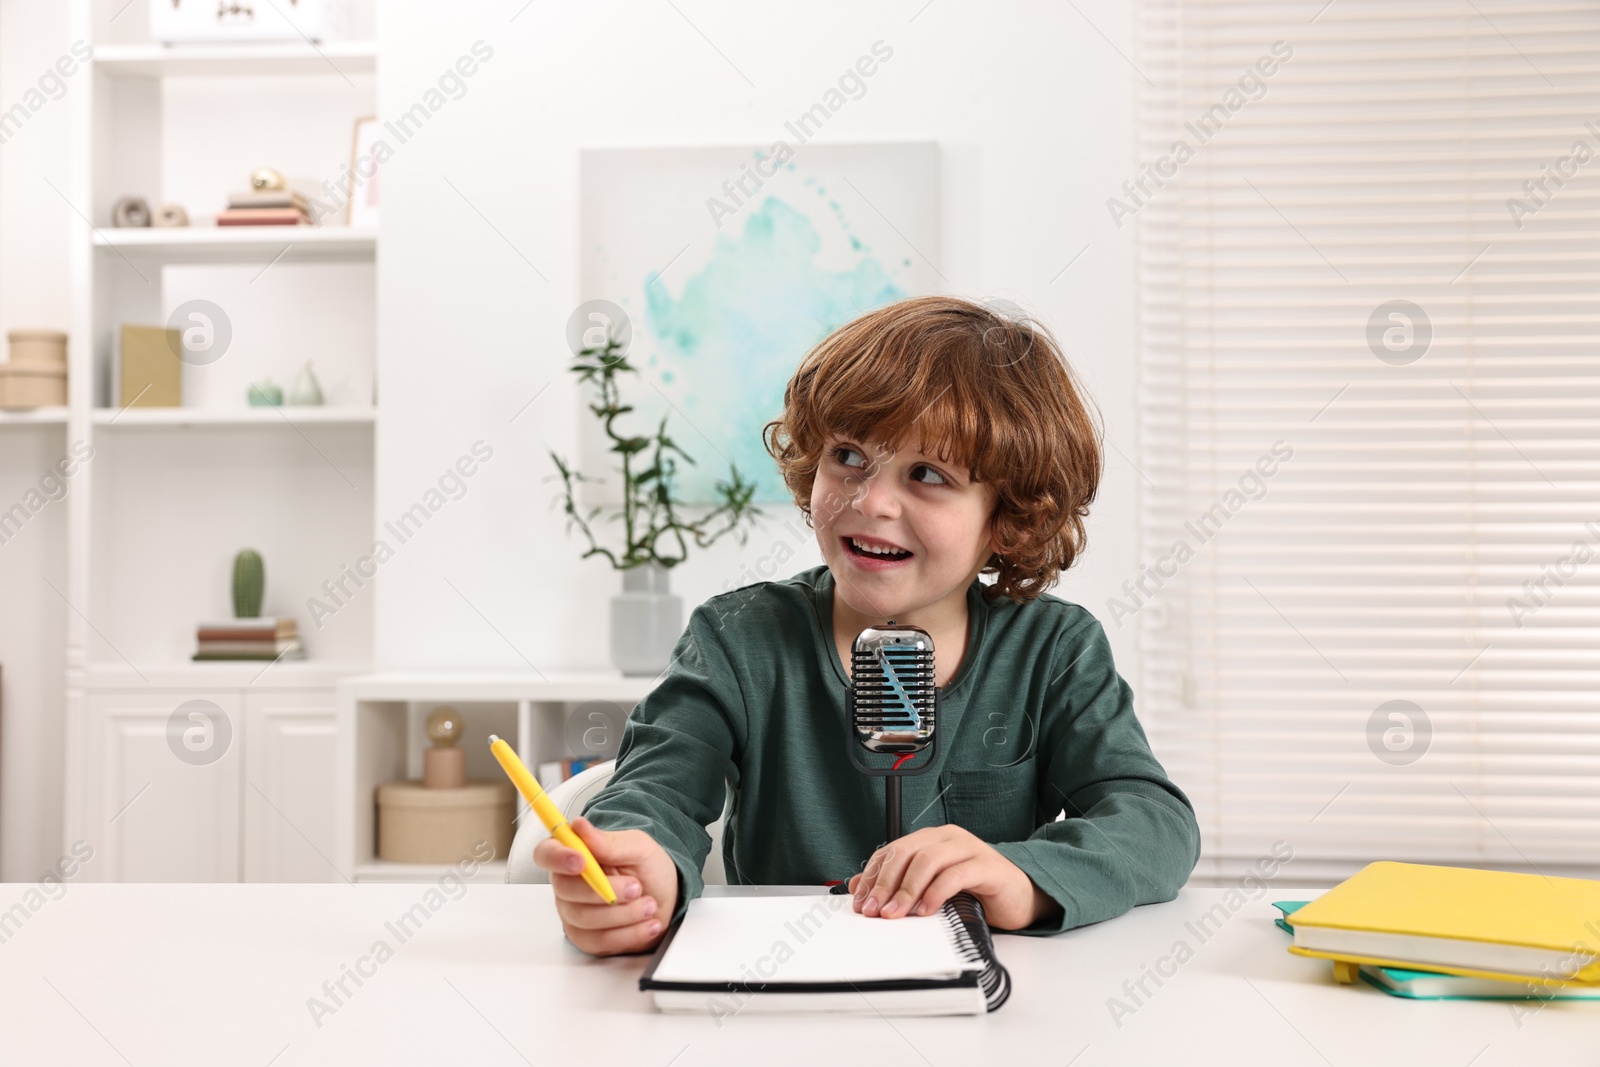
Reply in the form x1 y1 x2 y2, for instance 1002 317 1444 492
0 884 1591 1065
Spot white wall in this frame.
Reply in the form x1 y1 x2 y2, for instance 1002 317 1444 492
373 0 1142 679
0 0 1141 879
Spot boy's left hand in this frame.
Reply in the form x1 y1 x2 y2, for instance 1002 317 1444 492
847 825 1061 931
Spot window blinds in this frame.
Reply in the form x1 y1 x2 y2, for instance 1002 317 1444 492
1132 1 1600 887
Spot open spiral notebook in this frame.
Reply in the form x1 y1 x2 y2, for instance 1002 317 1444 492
638 890 1011 1015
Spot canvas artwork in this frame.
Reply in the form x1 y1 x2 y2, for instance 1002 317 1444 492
578 142 941 505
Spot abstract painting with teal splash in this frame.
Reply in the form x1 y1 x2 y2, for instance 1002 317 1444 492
580 142 939 506
644 196 904 503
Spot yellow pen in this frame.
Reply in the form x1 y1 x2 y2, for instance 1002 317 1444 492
488 735 618 905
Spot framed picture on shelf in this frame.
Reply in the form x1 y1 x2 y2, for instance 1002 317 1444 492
347 116 381 228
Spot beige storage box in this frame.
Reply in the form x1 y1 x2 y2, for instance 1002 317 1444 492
7 329 67 368
0 366 67 409
1 328 69 409
376 779 515 865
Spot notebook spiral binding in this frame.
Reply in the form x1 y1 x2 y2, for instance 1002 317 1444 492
940 891 1012 1012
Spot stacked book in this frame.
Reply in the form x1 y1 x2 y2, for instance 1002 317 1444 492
1283 861 1600 998
216 190 312 227
194 618 304 661
1274 901 1600 1000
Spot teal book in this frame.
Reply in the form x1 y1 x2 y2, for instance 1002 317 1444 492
1273 901 1600 1001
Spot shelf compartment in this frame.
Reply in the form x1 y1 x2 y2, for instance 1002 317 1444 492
92 41 379 79
342 679 659 883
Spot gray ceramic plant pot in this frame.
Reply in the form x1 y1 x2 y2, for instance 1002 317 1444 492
610 562 683 677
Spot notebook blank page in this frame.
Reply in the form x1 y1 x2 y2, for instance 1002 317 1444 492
652 894 972 984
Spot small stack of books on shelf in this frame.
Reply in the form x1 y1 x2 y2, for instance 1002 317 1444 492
193 618 304 661
1281 861 1600 1000
535 755 604 791
216 190 312 227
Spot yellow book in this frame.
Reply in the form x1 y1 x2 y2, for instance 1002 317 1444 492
119 324 183 408
1287 861 1600 986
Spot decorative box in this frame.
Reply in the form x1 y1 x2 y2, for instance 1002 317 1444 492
7 329 67 369
0 328 69 409
376 779 514 866
0 367 66 409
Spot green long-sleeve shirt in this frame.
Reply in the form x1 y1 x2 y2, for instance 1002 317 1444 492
583 564 1201 935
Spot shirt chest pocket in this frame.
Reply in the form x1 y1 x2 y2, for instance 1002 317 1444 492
941 759 1039 843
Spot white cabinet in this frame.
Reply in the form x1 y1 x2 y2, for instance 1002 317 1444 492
243 690 339 882
86 690 242 883
83 683 337 882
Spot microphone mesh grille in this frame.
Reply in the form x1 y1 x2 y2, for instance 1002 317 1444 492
850 629 937 753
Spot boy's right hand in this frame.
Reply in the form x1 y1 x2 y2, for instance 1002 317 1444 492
533 815 679 957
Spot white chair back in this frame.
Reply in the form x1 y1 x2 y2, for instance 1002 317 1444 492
504 759 731 885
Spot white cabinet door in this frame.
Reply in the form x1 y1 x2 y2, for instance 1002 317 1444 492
243 690 339 882
87 691 242 882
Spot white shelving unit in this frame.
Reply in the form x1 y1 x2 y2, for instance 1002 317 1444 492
0 408 70 425
92 226 378 263
61 0 381 883
92 406 376 427
88 661 371 691
52 2 658 887
337 674 663 884
92 40 379 79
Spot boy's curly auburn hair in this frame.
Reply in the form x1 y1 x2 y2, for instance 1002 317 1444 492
762 294 1103 605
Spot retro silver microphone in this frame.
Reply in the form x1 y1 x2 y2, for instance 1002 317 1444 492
846 621 941 844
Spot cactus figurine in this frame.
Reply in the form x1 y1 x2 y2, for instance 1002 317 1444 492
232 548 264 618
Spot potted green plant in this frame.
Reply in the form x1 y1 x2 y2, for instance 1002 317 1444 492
548 330 764 675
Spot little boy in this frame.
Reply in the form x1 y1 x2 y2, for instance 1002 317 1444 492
534 295 1201 956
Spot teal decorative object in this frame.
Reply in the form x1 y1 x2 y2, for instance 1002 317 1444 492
232 548 264 618
247 378 282 406
289 360 324 405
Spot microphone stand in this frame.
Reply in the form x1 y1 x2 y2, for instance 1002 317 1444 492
847 686 940 843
